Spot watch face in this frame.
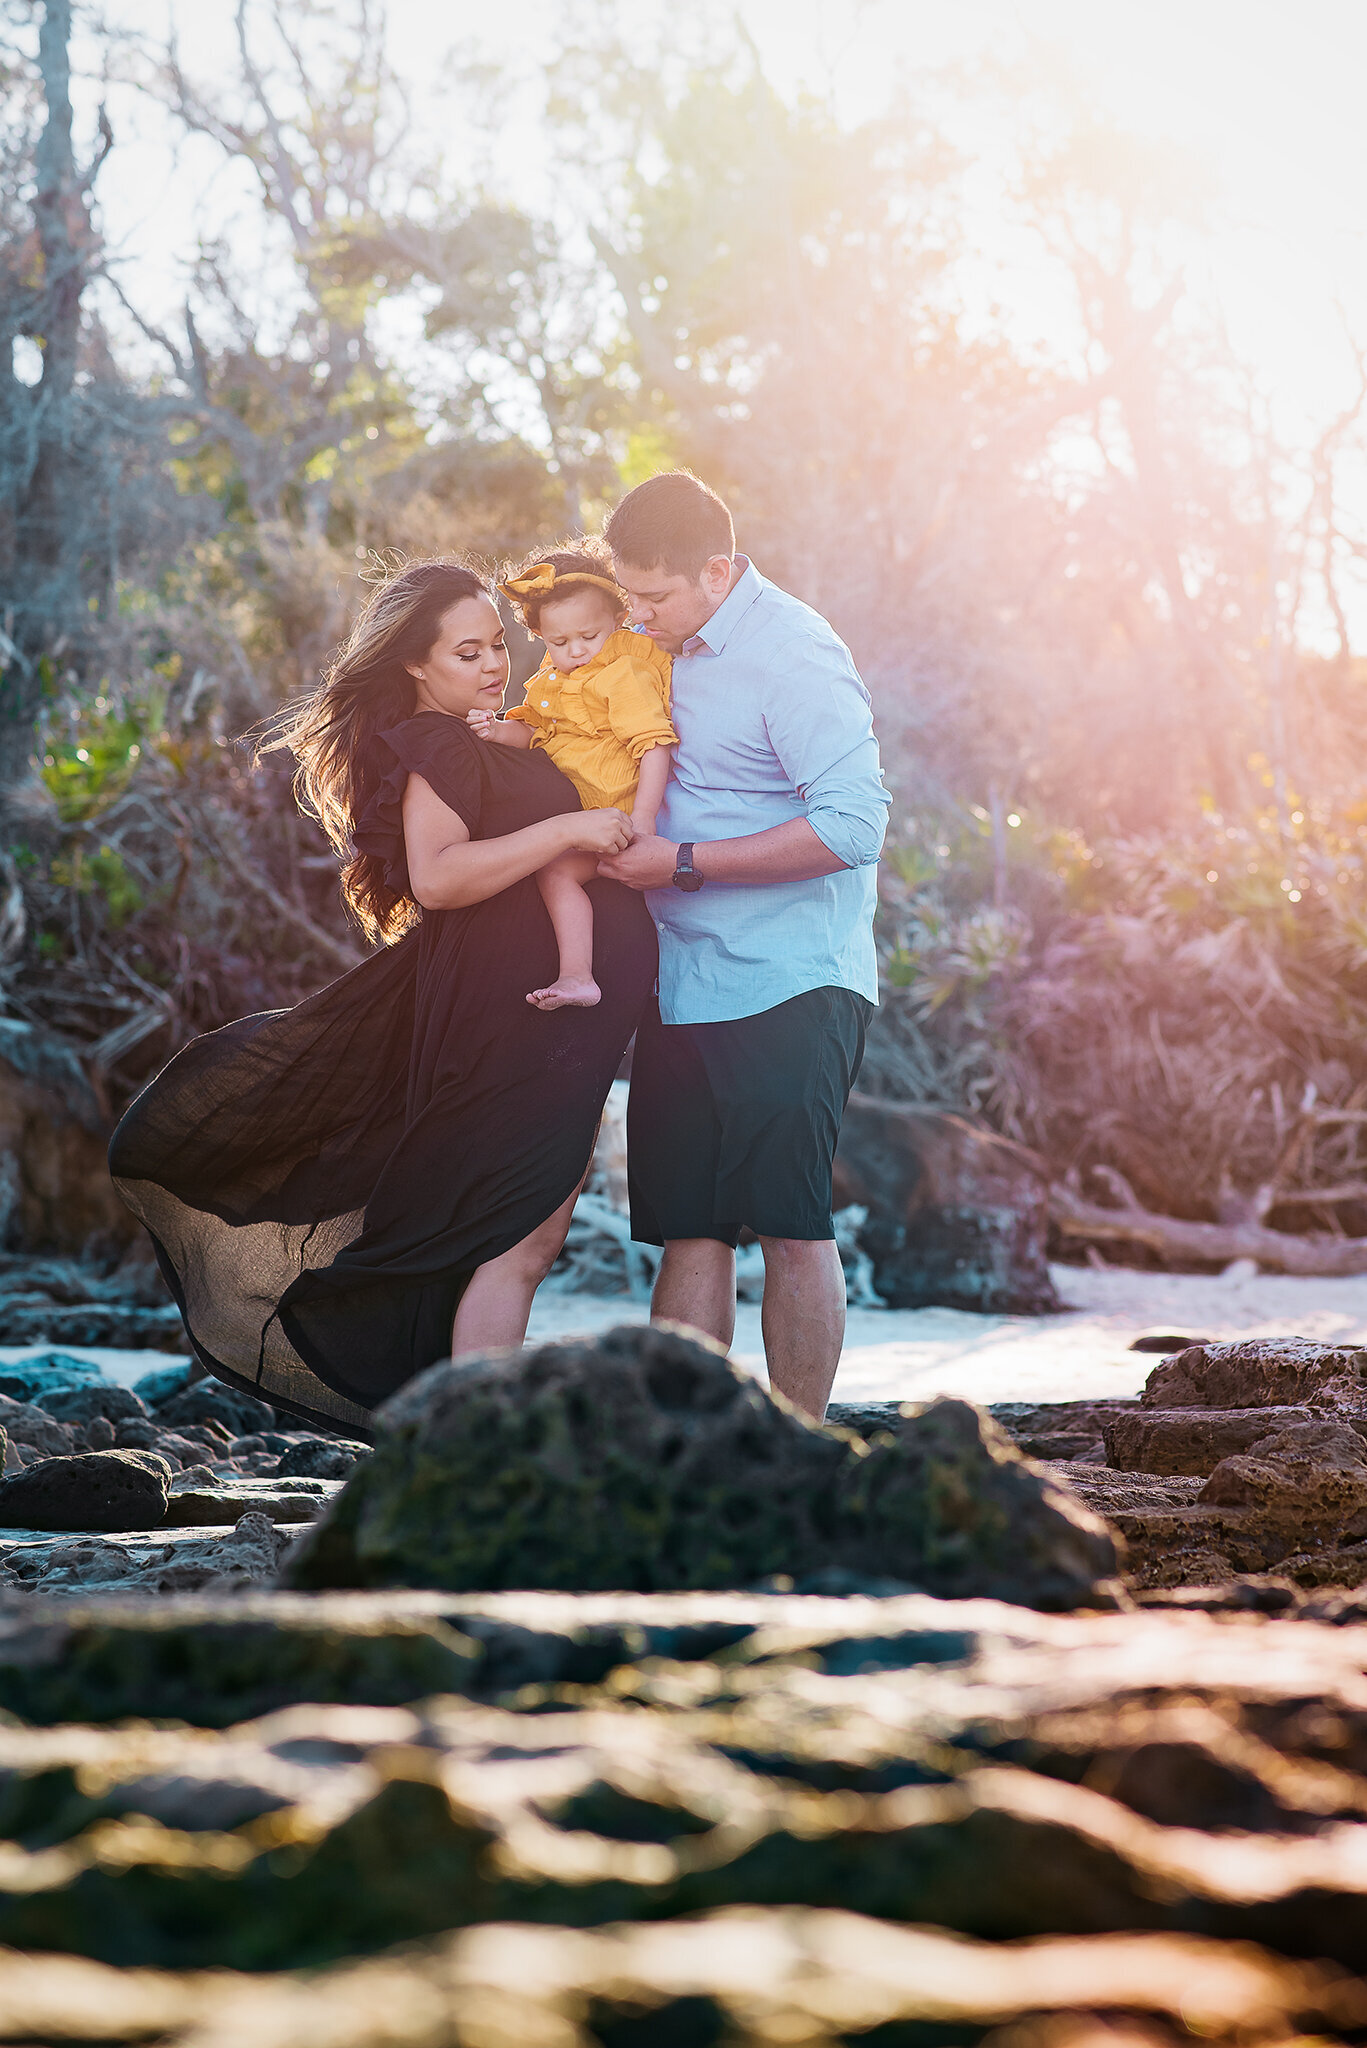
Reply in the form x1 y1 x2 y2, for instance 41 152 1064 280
673 868 704 892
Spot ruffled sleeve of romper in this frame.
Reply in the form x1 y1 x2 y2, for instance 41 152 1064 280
353 712 485 896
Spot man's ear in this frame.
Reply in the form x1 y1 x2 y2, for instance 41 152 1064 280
701 553 734 595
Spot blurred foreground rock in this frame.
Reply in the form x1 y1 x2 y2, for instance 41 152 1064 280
0 1910 1361 2047
1 1592 1367 1974
287 1325 1116 1608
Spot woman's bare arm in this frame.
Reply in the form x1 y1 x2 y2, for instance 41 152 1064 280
402 774 631 910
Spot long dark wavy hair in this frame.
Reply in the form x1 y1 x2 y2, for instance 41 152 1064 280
267 559 496 945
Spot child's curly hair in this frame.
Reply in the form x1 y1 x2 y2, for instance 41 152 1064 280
500 539 627 636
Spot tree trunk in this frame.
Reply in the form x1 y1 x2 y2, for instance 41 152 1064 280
0 0 93 791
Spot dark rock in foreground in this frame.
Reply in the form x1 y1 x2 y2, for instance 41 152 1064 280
287 1325 1116 1608
0 1449 170 1532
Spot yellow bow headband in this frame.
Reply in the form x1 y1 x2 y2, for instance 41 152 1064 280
499 563 624 606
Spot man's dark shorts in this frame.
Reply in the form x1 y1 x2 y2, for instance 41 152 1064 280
627 985 872 1247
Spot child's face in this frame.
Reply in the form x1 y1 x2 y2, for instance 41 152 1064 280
538 589 621 671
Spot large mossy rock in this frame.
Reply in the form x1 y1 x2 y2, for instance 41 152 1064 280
285 1324 1116 1608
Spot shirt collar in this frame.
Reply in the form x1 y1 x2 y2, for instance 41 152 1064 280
684 555 763 656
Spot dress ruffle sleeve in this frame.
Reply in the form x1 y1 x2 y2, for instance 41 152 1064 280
353 712 484 894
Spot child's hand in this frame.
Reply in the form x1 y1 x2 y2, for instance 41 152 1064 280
629 812 658 840
466 709 497 741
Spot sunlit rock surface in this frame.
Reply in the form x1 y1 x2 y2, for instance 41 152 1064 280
1020 1340 1367 1591
0 1594 1366 1980
1 1911 1363 2047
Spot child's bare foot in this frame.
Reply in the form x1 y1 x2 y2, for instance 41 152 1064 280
527 975 602 1011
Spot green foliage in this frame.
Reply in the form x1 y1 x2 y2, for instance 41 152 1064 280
38 700 146 824
49 846 143 928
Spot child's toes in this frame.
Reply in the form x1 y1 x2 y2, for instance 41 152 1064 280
528 979 601 1011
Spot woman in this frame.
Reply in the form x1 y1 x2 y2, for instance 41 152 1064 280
109 561 658 1435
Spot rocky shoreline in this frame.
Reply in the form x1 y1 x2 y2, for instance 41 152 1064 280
0 1325 1366 2039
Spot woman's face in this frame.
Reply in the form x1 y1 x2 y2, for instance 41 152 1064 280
406 596 509 718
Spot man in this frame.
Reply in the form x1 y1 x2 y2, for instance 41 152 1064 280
598 471 890 1419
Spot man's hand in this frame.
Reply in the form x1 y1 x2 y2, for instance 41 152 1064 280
596 833 679 890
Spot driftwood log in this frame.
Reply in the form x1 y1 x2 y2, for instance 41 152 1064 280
1052 1164 1367 1276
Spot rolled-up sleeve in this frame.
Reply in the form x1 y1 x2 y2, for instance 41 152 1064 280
599 655 679 761
762 632 891 868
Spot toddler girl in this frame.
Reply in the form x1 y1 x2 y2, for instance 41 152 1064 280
470 544 676 1010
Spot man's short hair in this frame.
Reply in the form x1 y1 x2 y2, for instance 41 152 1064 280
604 470 735 581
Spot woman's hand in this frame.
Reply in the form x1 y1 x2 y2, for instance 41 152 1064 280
565 808 634 857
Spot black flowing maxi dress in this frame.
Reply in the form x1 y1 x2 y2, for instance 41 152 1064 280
108 712 658 1437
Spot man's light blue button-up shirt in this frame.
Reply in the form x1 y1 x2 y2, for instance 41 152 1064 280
647 558 891 1026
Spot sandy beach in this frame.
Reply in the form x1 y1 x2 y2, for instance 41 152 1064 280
16 1260 1367 1407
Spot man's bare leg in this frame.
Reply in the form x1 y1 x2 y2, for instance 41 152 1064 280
758 1236 844 1420
450 1187 579 1357
651 1237 737 1351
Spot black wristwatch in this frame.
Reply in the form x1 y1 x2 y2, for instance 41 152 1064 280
671 842 705 892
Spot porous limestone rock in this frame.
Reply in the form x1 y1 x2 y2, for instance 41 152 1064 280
1104 1405 1329 1477
286 1325 1116 1607
0 1449 170 1532
1200 1420 1367 1534
0 1510 295 1600
1142 1339 1367 1415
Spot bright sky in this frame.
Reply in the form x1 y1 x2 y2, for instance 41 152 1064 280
78 1 1367 453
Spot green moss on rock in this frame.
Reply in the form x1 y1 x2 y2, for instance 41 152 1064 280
286 1325 1116 1609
